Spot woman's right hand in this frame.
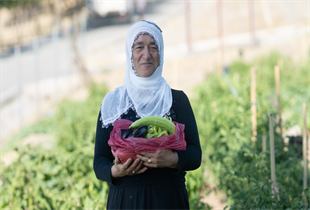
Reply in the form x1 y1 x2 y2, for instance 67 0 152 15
111 156 147 179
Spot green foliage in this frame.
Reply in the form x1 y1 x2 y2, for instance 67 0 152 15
192 52 310 209
0 83 109 209
0 82 208 209
0 0 42 9
186 167 211 209
1 51 309 209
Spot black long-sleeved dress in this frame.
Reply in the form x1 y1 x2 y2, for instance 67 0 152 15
93 89 202 209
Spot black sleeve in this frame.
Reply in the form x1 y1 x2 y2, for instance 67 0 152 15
174 90 202 172
93 112 115 184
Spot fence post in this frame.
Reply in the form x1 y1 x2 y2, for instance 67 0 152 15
53 25 59 102
251 67 257 143
185 0 192 53
269 113 280 201
217 0 224 78
32 38 41 119
302 104 308 207
262 135 266 152
274 65 282 137
15 44 23 128
248 0 256 47
260 0 273 29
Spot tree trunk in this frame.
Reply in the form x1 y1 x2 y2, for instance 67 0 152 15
51 0 91 87
70 14 91 87
15 6 23 46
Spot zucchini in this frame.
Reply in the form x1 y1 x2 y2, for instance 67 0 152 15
129 116 175 135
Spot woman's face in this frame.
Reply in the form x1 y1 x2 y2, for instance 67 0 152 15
132 34 160 78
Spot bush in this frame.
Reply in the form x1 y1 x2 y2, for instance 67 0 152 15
0 83 110 209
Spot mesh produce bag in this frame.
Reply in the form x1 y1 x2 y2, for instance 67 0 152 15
108 119 186 163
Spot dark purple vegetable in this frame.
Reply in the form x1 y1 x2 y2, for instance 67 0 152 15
121 126 148 139
121 129 134 139
132 126 148 138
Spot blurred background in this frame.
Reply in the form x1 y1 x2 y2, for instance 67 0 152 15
1 0 308 143
0 0 309 208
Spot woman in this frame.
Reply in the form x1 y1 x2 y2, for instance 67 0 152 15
93 20 202 209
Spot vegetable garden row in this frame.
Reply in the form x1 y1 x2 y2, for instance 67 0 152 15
0 52 309 209
191 52 309 209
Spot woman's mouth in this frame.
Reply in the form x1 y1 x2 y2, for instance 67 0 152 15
141 63 153 66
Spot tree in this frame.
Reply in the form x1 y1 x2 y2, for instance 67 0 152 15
0 0 34 9
0 0 45 45
1 0 91 87
50 0 91 87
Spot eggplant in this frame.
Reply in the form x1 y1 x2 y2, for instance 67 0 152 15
132 126 148 138
121 129 134 139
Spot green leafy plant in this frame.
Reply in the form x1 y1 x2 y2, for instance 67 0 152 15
191 51 310 209
0 83 109 209
0 82 209 209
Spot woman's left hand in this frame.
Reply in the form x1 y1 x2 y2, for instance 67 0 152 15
136 149 179 169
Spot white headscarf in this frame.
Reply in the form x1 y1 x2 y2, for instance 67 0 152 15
100 20 172 127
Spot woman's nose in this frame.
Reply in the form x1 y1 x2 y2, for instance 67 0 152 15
142 47 151 59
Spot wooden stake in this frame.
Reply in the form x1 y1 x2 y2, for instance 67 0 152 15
260 0 273 29
308 130 310 169
274 66 282 137
185 0 192 53
251 67 257 142
217 0 224 78
269 113 276 194
303 104 307 190
248 0 256 47
262 135 266 152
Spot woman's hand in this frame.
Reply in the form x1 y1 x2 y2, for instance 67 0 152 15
136 149 179 169
111 156 147 179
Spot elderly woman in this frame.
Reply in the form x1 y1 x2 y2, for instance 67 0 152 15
93 20 201 209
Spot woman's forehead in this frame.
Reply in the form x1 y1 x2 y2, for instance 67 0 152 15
131 32 159 50
134 34 155 44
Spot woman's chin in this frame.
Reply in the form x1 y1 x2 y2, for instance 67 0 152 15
137 70 155 78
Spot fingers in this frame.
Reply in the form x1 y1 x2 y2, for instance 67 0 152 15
122 158 147 176
114 156 121 165
136 154 156 168
132 158 142 169
132 160 148 174
136 166 148 174
137 149 175 168
136 154 149 163
131 158 148 170
112 156 148 178
123 158 133 168
139 152 150 156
